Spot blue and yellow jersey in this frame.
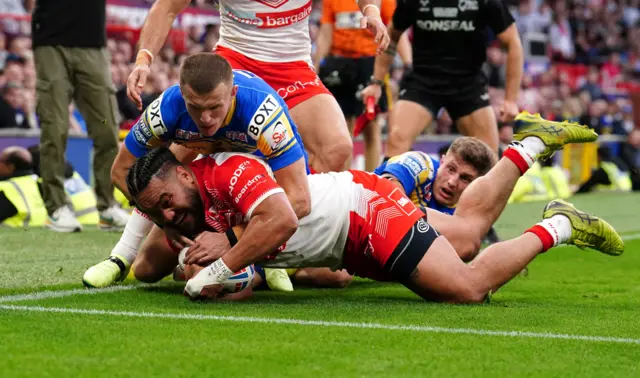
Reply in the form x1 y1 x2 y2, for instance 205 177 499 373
124 70 308 172
374 151 455 215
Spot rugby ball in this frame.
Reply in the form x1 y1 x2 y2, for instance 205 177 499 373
180 248 255 293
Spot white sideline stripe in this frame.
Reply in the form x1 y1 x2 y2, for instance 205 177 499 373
0 285 136 303
621 233 640 241
1 304 639 345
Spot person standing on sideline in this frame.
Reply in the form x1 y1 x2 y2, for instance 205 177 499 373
31 0 130 232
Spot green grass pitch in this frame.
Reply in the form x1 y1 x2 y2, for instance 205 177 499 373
1 192 639 377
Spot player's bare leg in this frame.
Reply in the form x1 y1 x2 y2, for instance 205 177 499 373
131 225 179 283
405 200 624 303
455 106 500 153
289 94 352 172
293 268 353 288
385 101 433 157
425 113 599 260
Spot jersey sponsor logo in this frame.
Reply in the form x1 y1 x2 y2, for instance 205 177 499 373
176 129 203 140
400 156 425 177
416 19 475 31
433 7 458 17
228 161 250 198
419 0 430 12
144 94 167 137
131 123 150 146
416 218 430 233
234 174 264 204
225 130 249 143
388 188 417 216
458 0 478 11
276 76 322 100
225 0 312 29
254 0 289 9
263 114 293 151
334 11 362 29
248 94 280 139
480 93 490 101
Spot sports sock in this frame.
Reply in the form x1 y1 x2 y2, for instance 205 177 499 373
110 208 153 264
503 137 546 175
525 215 572 252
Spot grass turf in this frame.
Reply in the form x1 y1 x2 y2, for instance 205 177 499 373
0 192 639 377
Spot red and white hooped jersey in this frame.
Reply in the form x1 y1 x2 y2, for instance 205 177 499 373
217 0 314 63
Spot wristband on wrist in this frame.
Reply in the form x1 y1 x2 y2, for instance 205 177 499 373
362 4 380 16
368 77 384 86
135 49 154 65
207 258 234 283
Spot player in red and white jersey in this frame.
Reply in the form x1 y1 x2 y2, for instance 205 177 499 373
126 128 624 302
126 0 389 174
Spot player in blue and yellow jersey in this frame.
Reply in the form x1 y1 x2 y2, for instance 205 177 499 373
375 137 497 215
84 53 310 290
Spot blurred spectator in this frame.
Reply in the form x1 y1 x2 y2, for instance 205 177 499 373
0 145 32 180
579 66 603 100
549 2 574 61
0 81 29 129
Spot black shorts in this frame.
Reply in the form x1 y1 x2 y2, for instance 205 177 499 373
319 55 390 117
399 71 490 122
383 213 440 283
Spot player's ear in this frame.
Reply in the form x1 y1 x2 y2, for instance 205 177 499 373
175 165 192 183
231 85 238 97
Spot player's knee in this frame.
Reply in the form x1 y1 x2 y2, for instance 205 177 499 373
132 261 164 283
453 283 487 304
388 125 412 148
318 137 352 172
457 238 482 262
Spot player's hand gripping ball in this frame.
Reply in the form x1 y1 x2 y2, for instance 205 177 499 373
180 247 255 294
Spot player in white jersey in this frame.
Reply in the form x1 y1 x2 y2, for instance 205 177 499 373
125 119 623 302
127 0 389 175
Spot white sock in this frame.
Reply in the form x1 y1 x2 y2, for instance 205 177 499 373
110 208 153 264
536 215 572 247
508 137 546 167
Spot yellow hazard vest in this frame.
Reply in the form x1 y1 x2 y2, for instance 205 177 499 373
508 162 550 203
0 175 48 228
541 166 572 199
114 187 133 210
596 162 632 192
64 172 99 225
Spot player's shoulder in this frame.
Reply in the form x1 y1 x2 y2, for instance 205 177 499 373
141 85 185 135
389 151 435 172
210 152 275 177
232 70 286 139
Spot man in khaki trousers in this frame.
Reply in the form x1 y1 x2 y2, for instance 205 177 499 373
32 0 129 232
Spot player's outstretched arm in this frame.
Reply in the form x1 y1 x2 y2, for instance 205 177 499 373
184 194 298 299
127 0 191 109
111 144 139 201
273 158 312 219
360 22 405 104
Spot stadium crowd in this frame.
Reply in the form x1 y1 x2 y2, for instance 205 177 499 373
0 0 637 136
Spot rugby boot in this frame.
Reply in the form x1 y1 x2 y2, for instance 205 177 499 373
513 111 598 160
543 199 624 256
82 255 130 288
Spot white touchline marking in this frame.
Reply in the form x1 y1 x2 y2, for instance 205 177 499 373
1 304 639 345
621 233 640 241
0 285 137 303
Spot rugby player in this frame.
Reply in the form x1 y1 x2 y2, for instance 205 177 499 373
127 0 389 173
83 53 309 290
361 0 523 157
126 117 624 302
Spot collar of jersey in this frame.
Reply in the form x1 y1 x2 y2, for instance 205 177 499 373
222 97 237 127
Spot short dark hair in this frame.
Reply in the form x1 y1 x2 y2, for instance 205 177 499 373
447 137 497 176
4 149 32 171
126 147 181 202
179 53 233 94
